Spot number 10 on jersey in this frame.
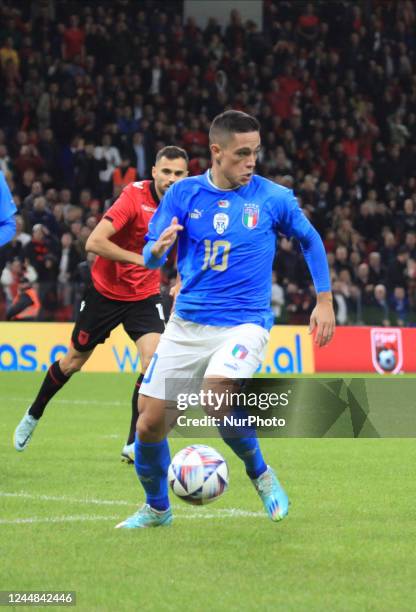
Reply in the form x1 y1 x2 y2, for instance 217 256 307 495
202 240 231 271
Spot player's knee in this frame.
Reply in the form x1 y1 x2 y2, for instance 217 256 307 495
140 354 153 372
59 355 84 376
137 413 164 441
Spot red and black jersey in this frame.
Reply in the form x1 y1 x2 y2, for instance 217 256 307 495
91 180 161 301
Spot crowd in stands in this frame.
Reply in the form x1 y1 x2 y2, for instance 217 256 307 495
1 0 416 326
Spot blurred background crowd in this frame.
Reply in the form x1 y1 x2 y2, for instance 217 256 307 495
1 0 416 326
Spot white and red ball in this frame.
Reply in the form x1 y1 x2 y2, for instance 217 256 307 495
168 444 229 505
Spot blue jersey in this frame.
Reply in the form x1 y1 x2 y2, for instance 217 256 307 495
145 171 330 329
0 171 17 247
0 171 16 223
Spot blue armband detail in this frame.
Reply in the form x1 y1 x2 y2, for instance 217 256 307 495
143 241 168 269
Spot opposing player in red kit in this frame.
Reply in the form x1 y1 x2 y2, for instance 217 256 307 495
13 146 189 461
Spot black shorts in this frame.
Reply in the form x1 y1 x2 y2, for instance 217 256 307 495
71 285 166 352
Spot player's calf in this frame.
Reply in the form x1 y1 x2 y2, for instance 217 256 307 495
59 347 92 377
137 396 170 442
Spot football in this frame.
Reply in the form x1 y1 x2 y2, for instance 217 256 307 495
378 348 396 371
168 444 229 505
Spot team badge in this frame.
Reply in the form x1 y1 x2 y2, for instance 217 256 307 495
213 212 229 235
232 344 248 360
78 330 90 346
218 200 230 208
242 204 259 229
370 328 403 374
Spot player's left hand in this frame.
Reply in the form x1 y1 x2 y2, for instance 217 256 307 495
151 217 183 259
309 297 336 348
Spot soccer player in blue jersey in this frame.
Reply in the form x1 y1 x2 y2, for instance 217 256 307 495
116 110 335 529
0 171 17 247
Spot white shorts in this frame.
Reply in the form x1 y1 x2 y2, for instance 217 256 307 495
140 315 269 400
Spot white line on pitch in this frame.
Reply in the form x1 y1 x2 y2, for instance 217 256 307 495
0 510 263 525
0 491 133 506
0 491 264 517
0 396 125 407
0 515 118 525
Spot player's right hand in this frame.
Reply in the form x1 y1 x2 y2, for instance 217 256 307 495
151 217 183 259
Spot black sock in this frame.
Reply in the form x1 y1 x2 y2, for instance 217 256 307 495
28 361 70 419
127 373 144 445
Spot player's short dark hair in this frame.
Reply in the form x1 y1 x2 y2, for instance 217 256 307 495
209 110 260 145
155 146 189 164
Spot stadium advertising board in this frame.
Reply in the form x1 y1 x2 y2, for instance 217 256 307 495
0 323 135 373
0 323 314 374
313 326 416 373
259 326 314 374
2 323 415 374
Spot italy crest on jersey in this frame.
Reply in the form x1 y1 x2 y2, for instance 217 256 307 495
242 204 259 229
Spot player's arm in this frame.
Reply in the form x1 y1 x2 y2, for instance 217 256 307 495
277 191 335 347
296 225 335 347
0 215 16 247
0 171 17 247
144 216 183 268
86 218 144 265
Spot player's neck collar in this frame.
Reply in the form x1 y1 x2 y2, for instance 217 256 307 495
206 169 240 192
150 180 161 204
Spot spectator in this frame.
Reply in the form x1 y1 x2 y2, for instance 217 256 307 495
73 140 105 198
390 286 408 326
94 134 121 196
380 232 397 268
1 258 37 306
334 245 353 277
23 224 58 284
285 282 314 325
386 247 409 293
274 238 299 286
57 232 81 308
364 284 390 326
112 156 137 197
13 215 31 247
129 132 149 179
0 37 19 71
6 277 40 321
398 199 416 235
13 145 44 177
271 271 285 322
297 3 320 47
28 196 58 235
355 262 373 306
332 280 348 325
405 232 416 259
62 15 85 61
368 252 384 286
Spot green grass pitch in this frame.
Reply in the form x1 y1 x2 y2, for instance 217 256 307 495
1 373 415 611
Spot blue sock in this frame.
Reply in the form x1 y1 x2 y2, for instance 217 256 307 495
218 408 267 480
134 435 171 511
